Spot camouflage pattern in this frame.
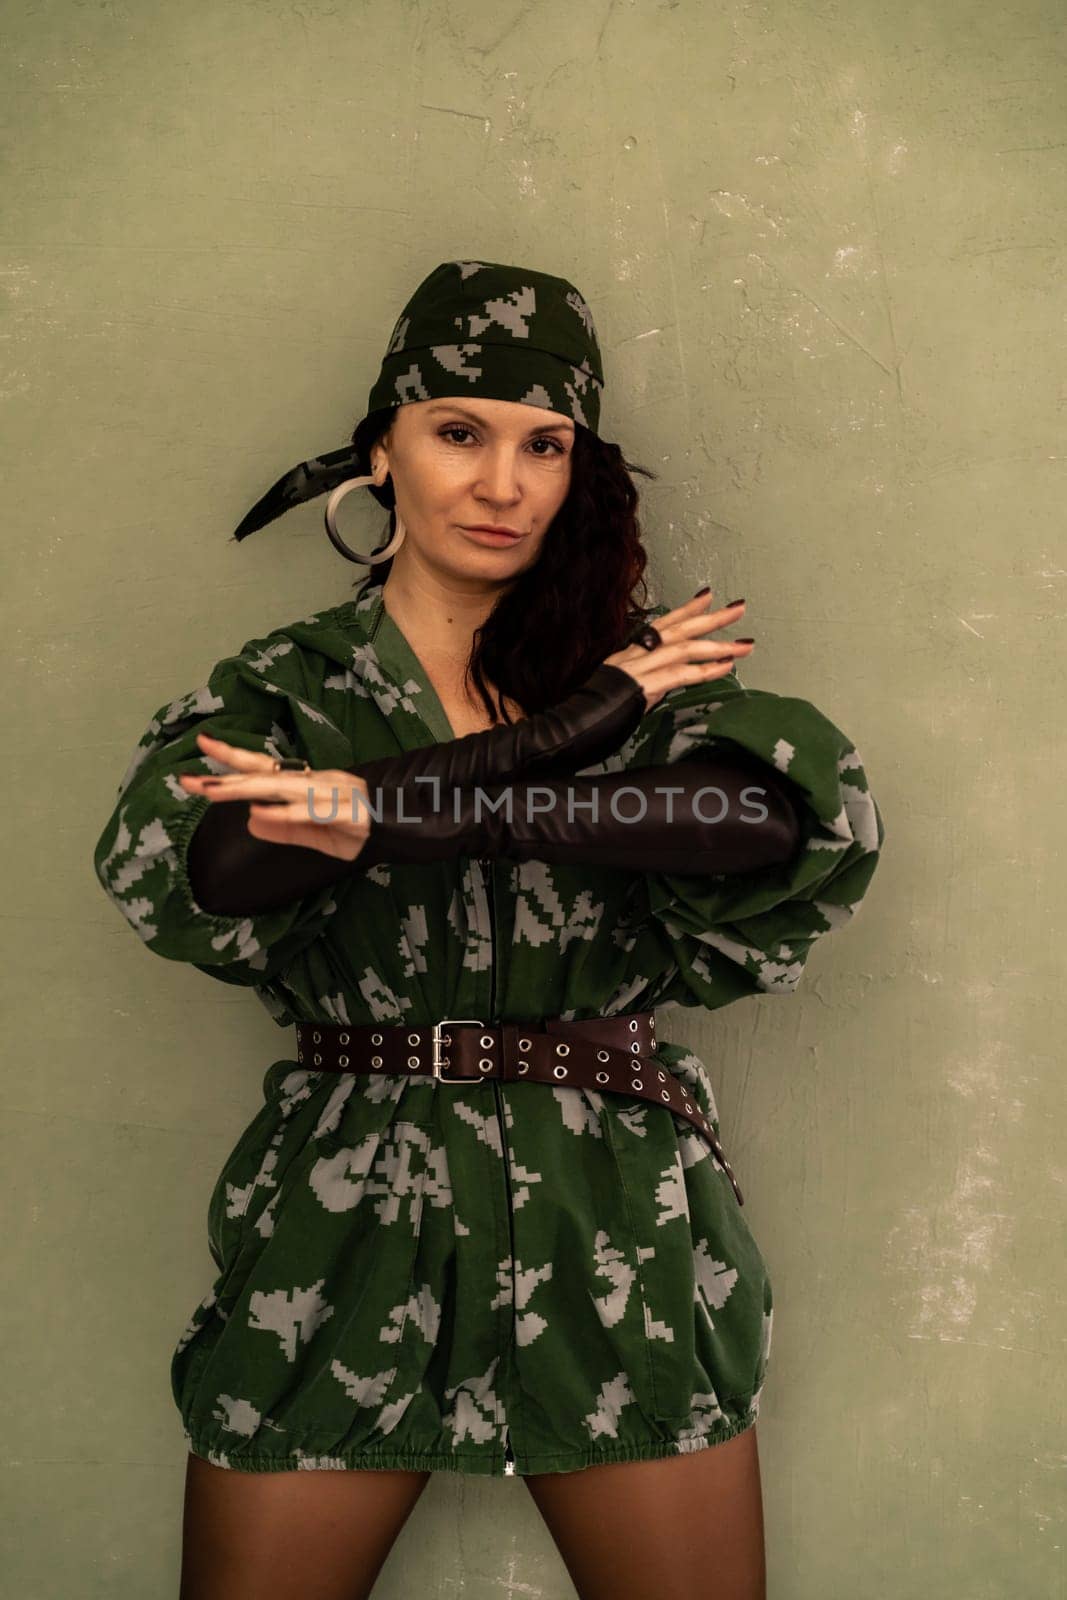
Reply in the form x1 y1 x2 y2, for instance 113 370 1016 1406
231 260 604 545
369 259 603 430
92 582 884 1476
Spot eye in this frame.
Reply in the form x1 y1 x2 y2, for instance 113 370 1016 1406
438 425 566 456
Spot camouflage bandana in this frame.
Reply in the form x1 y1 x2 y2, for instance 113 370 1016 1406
230 259 605 543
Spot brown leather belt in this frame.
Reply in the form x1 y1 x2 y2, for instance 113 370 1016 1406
293 1010 744 1205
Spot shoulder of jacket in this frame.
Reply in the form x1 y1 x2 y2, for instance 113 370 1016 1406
230 593 377 661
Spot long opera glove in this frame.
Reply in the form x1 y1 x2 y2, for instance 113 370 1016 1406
188 662 646 917
352 754 805 876
188 748 805 916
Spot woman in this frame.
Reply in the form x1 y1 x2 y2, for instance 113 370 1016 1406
94 261 884 1600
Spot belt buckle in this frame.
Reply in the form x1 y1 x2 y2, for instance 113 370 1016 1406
432 1018 484 1084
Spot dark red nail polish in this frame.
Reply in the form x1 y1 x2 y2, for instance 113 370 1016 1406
726 597 745 608
694 584 711 596
734 637 754 644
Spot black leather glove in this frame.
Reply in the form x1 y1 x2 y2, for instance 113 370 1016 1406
355 661 646 791
189 661 645 917
188 746 806 916
353 751 805 876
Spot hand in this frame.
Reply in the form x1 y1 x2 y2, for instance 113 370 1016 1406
178 735 374 862
603 593 752 712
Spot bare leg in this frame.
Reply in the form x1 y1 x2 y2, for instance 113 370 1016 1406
178 1452 433 1600
522 1423 765 1600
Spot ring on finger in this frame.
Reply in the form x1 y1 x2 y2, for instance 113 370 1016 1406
626 622 663 651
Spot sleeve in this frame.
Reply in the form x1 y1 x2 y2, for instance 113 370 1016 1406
92 627 356 988
623 638 885 1011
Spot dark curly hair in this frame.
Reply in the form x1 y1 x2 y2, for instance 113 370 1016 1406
346 406 660 725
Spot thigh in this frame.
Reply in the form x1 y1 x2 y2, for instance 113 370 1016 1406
522 1424 765 1600
179 1451 433 1600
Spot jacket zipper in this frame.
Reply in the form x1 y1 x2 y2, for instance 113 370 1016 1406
478 855 516 1476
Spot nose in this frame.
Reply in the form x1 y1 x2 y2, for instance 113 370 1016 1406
473 444 525 508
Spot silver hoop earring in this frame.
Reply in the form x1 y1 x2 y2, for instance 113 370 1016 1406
323 474 407 565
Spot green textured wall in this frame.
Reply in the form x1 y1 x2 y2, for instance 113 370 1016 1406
4 2 1064 1595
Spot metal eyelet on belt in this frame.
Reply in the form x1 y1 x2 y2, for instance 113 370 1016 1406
553 1064 567 1079
480 1034 494 1048
313 1031 321 1043
597 1050 609 1061
518 1037 531 1050
631 1076 643 1090
684 1100 693 1113
660 1089 670 1102
339 1055 349 1068
408 1033 420 1045
479 1059 493 1073
407 1055 419 1067
314 1053 322 1065
339 1032 349 1045
371 1033 382 1045
555 1043 570 1057
371 1055 382 1067
629 1019 638 1031
630 1041 641 1053
517 1061 529 1073
596 1070 609 1083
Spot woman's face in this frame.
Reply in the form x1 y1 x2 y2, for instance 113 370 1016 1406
371 396 575 583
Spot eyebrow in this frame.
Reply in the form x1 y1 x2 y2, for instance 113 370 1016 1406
426 402 575 436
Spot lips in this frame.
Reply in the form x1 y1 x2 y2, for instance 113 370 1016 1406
465 525 523 538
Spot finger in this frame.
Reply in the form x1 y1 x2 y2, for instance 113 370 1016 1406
181 771 314 797
614 634 749 679
631 620 748 675
246 799 307 824
179 772 254 792
635 594 712 640
662 600 746 640
246 797 345 826
246 807 367 860
656 592 745 629
197 774 346 811
244 804 326 844
194 732 281 773
642 657 739 692
619 598 746 662
649 636 753 666
181 775 302 804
